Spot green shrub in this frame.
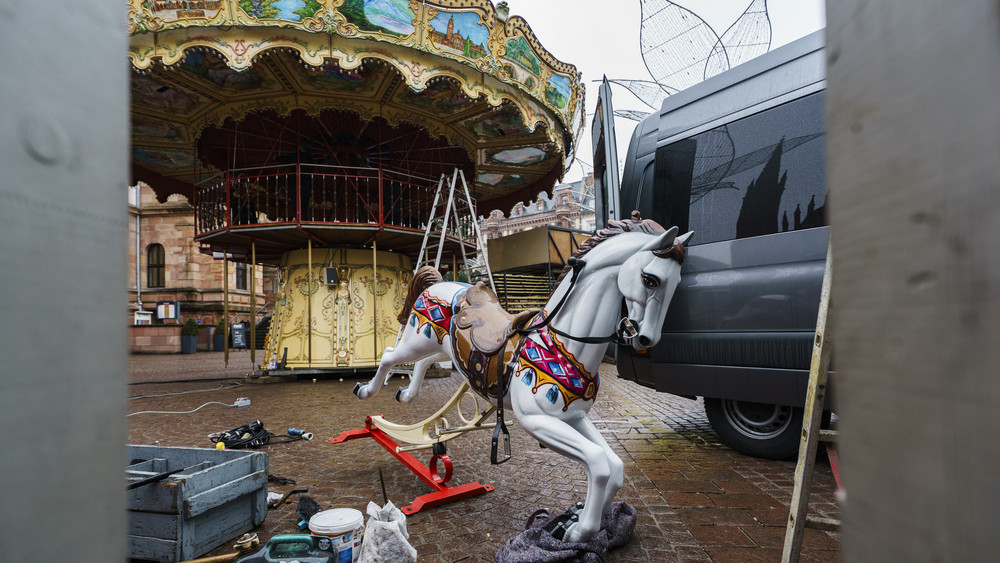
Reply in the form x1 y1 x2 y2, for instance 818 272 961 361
181 317 201 336
216 318 226 336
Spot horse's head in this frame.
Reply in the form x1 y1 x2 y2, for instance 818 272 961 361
617 226 693 351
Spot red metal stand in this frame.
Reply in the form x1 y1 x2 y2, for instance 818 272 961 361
330 416 494 515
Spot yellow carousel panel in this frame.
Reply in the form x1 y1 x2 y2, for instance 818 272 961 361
264 248 412 369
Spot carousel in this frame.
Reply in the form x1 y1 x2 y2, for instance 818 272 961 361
128 0 584 372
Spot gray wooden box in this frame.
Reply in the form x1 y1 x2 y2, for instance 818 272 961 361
127 445 268 562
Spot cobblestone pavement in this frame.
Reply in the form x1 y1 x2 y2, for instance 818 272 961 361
128 351 840 562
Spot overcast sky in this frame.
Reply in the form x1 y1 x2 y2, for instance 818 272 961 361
503 0 826 184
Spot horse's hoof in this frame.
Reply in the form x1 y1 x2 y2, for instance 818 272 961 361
395 387 406 403
353 382 364 398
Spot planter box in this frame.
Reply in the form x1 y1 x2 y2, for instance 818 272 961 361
181 334 198 354
126 445 268 562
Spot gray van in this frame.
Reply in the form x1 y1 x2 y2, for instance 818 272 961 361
611 31 829 459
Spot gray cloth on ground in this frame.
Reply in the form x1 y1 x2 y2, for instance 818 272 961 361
495 501 637 563
357 500 417 563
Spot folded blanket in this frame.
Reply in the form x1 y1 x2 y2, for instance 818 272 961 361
495 501 637 563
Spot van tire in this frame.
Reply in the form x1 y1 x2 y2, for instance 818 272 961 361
704 398 806 460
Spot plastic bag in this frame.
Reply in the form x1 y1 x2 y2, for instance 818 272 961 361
356 501 417 563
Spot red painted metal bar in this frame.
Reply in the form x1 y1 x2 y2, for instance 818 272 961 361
825 442 842 491
330 416 494 515
378 165 384 230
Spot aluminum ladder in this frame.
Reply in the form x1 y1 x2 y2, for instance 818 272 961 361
414 167 494 286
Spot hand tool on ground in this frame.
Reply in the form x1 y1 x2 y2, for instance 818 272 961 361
267 487 308 509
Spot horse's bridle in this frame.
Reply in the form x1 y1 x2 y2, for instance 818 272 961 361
519 257 639 347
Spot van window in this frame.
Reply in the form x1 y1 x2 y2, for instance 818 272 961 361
650 92 826 244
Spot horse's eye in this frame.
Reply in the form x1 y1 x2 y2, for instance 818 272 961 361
641 272 659 289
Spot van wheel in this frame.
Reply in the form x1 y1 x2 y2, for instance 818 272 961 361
704 398 803 460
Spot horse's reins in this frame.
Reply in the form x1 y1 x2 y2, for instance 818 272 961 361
519 257 638 346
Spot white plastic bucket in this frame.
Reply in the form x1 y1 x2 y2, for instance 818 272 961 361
308 508 364 563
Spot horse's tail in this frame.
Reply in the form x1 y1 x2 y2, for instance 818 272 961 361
397 266 443 324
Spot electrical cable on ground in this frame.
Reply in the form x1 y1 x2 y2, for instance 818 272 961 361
208 420 305 449
129 382 242 400
127 398 250 417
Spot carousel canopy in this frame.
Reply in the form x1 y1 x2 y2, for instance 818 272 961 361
128 0 585 213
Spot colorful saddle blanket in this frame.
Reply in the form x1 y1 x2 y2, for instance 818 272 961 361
410 282 597 409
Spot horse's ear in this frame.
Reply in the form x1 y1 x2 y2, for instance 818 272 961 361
640 226 678 253
677 231 694 246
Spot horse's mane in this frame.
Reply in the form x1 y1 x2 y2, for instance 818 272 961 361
397 265 443 324
554 211 686 285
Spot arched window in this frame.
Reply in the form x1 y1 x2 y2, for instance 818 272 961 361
147 244 165 288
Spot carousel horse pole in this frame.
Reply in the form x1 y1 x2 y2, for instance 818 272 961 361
354 214 692 543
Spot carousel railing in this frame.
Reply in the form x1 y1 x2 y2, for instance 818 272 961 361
194 164 478 241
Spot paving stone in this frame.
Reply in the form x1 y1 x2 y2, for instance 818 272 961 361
127 353 840 562
688 525 756 547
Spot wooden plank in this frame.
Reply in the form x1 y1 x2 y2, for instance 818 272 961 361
126 534 179 563
127 510 178 540
827 1 1000 561
184 470 267 519
126 478 180 514
188 496 261 558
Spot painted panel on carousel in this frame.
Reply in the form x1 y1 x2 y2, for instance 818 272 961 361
178 49 271 92
133 148 197 169
299 61 382 94
545 74 572 110
477 172 524 190
144 0 227 23
234 0 323 21
339 0 416 37
391 79 479 116
132 76 203 114
503 36 541 77
486 146 550 166
426 10 491 60
131 116 185 143
464 105 530 138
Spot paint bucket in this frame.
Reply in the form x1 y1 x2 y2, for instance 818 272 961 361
308 508 364 563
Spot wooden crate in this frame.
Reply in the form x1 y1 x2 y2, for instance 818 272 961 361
126 445 268 562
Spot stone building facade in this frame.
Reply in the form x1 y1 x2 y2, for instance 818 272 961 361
128 184 272 352
481 174 595 239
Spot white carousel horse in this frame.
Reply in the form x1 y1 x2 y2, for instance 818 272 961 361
354 215 692 542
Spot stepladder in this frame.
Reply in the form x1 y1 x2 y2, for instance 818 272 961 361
782 241 840 563
414 167 495 287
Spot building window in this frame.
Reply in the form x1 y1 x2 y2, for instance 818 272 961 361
147 244 165 288
236 262 247 291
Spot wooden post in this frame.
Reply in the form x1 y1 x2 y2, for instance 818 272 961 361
307 239 312 369
372 241 378 361
250 242 256 369
828 2 1000 560
223 249 229 367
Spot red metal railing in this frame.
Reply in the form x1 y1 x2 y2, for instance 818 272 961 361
194 164 477 239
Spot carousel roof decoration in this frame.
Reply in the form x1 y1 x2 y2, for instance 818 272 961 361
128 0 585 214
